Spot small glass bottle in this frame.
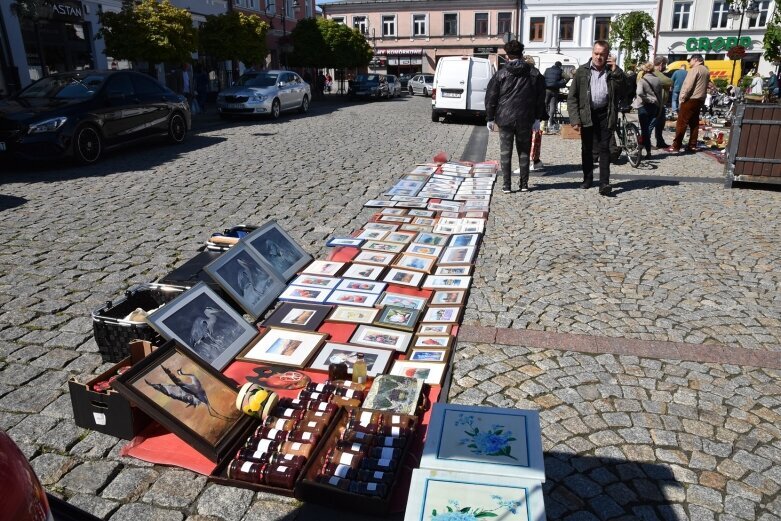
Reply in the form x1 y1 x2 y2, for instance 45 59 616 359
265 463 300 489
276 397 310 410
321 461 358 480
346 410 384 435
297 419 328 436
288 428 320 445
383 414 414 430
316 474 351 491
360 457 396 471
271 406 306 421
375 435 407 448
235 447 274 463
279 440 314 459
379 424 412 438
227 459 267 484
306 401 338 414
271 452 307 472
340 429 375 445
298 390 332 403
302 409 334 425
263 416 297 432
336 440 368 455
326 448 363 469
352 354 367 385
370 446 401 461
306 381 337 394
244 437 280 455
333 379 365 391
357 469 394 484
253 426 290 443
331 395 361 409
328 361 349 382
349 480 388 497
334 386 365 401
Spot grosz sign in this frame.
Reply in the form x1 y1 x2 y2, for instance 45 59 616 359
686 36 752 52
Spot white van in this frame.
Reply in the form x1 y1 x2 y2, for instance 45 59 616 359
431 56 496 122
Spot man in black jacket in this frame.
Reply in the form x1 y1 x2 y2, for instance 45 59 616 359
543 61 567 133
486 40 547 193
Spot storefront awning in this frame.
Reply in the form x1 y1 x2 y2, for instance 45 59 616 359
375 49 424 56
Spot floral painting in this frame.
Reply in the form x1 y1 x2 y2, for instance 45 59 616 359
437 409 530 467
455 414 518 460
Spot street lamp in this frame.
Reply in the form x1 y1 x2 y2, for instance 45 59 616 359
727 0 760 84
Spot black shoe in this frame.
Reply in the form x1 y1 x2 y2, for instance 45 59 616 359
599 186 614 197
581 180 592 189
520 185 529 192
655 142 669 149
502 187 512 194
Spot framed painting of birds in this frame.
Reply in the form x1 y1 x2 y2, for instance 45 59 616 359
244 221 313 281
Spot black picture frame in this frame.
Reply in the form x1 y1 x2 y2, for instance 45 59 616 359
262 303 332 331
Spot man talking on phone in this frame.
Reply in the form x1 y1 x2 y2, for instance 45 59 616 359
567 40 627 197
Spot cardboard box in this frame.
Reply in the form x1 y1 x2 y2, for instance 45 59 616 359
69 341 154 439
561 125 581 139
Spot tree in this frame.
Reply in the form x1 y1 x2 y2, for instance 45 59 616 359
199 11 269 67
288 18 329 68
763 3 781 66
318 18 372 70
98 0 196 72
609 12 656 70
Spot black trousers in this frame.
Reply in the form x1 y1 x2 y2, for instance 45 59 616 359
499 124 532 190
580 107 611 188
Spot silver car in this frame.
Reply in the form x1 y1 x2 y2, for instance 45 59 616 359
217 70 311 119
408 74 434 96
386 75 402 97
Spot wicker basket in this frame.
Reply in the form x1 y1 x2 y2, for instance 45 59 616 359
92 283 187 362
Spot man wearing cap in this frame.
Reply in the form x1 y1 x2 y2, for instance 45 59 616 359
666 54 710 153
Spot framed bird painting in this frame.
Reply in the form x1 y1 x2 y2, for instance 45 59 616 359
244 221 313 281
112 342 251 462
204 243 287 321
147 283 258 371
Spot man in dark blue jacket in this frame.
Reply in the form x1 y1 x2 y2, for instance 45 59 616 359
486 40 547 193
543 61 567 132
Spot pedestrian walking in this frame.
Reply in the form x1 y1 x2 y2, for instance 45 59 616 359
527 56 545 171
485 40 547 194
174 62 195 106
650 56 672 148
670 63 688 113
567 40 628 197
634 62 664 158
666 54 710 153
325 73 333 93
194 64 209 114
542 61 567 133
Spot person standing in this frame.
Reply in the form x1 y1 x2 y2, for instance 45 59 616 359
486 40 547 194
194 64 209 114
670 63 688 113
650 56 673 148
174 62 194 105
666 54 710 153
567 40 627 197
635 62 663 158
542 61 567 133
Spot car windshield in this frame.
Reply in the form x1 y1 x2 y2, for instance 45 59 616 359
238 73 278 87
355 75 380 83
423 75 434 82
18 74 105 99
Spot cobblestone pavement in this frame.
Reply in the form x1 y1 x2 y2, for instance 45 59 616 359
0 95 780 520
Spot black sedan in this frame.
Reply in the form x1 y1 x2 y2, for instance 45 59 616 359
0 70 190 164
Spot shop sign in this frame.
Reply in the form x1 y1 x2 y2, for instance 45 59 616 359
685 36 752 52
51 2 83 19
473 47 498 54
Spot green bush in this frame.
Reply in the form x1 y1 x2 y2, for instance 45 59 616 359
713 78 729 92
739 76 753 90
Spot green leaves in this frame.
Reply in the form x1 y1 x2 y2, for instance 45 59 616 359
199 12 269 66
609 12 656 70
289 19 372 70
763 5 781 63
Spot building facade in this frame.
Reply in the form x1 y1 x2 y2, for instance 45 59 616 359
320 0 520 75
655 0 776 76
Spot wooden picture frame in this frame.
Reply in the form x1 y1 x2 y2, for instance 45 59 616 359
236 328 327 368
325 290 380 307
373 305 421 332
351 324 413 352
327 305 380 324
244 221 312 281
383 268 425 287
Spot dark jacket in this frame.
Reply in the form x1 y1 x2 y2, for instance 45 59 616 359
567 59 627 129
485 60 547 127
544 65 567 90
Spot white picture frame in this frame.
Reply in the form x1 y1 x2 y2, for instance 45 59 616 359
351 324 412 352
308 342 393 377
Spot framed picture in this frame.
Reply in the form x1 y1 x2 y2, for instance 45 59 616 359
203 243 286 321
413 336 453 350
147 283 257 371
290 274 340 290
364 199 396 207
373 305 421 332
434 223 458 234
409 347 449 361
396 201 429 209
380 208 408 216
407 209 435 217
351 324 413 352
410 165 438 175
435 265 473 276
362 374 424 416
440 246 476 265
362 241 405 254
385 231 417 245
412 217 436 226
245 221 312 281
336 278 386 295
326 237 364 248
112 344 248 462
363 222 399 232
463 211 488 218
389 359 446 385
404 469 546 521
428 202 462 212
422 306 463 323
378 291 429 311
431 290 466 306
418 323 452 335
326 290 380 307
393 253 438 274
383 268 425 287
262 302 332 331
414 232 449 246
420 404 545 481
300 260 345 277
356 229 388 241
309 342 393 377
237 328 326 368
406 244 443 257
327 305 380 324
422 276 472 290
353 251 397 266
342 263 385 281
449 233 481 247
379 215 413 224
400 224 432 233
278 285 331 304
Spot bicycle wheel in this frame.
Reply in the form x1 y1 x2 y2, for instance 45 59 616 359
624 122 642 167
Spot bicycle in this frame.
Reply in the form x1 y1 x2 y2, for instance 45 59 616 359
615 105 642 167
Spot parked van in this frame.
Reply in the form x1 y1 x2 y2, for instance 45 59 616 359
431 56 496 122
667 60 741 85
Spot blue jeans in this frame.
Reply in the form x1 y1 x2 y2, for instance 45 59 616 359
638 103 658 153
671 90 681 112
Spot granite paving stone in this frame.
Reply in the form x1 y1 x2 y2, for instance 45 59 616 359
195 484 254 521
142 469 208 509
109 502 185 521
56 460 122 495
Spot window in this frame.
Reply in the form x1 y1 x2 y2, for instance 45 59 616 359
444 13 458 36
332 16 345 25
106 74 134 98
530 17 544 41
559 17 574 41
749 1 771 27
672 2 692 29
285 0 293 18
711 1 729 28
131 74 165 95
353 16 367 35
594 17 610 41
413 14 427 36
474 13 488 36
497 12 512 35
305 0 311 18
382 15 396 37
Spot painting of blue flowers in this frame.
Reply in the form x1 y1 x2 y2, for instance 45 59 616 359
455 413 518 461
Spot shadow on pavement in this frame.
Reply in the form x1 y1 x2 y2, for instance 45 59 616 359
612 178 679 195
0 194 27 211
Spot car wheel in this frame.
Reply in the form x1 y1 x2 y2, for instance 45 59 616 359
299 95 310 114
409 86 414 96
271 98 281 119
167 112 187 143
73 125 102 164
423 87 429 97
431 110 439 122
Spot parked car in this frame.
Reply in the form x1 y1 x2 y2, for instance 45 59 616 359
0 70 190 164
349 74 390 99
386 75 402 97
398 73 413 89
217 70 311 119
408 74 434 96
